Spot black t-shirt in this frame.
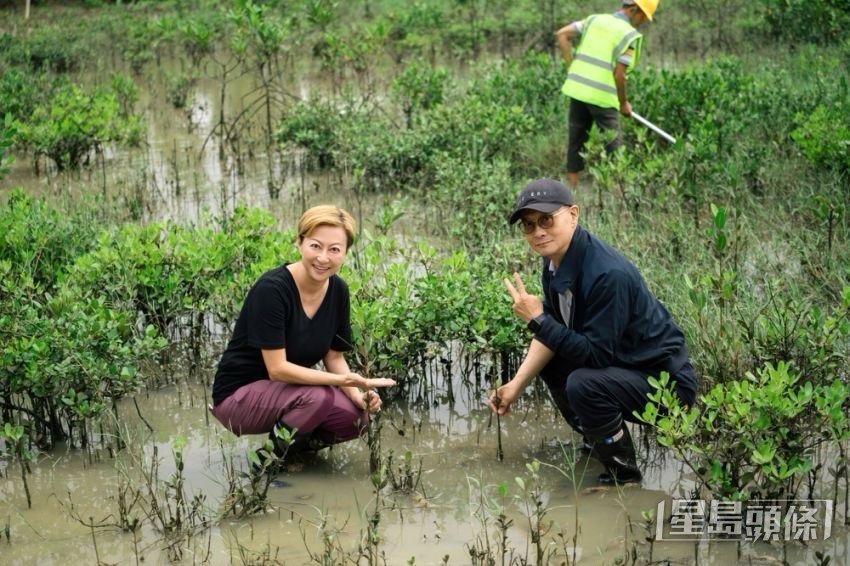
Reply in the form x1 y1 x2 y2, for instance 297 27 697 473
212 265 353 406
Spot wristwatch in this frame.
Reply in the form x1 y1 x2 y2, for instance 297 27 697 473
527 313 546 334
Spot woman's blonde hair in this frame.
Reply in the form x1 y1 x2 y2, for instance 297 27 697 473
297 205 356 248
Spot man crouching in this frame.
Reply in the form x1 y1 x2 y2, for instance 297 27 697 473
488 179 698 484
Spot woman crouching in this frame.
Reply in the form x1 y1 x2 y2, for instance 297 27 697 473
210 205 395 470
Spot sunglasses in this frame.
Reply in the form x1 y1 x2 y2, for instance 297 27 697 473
519 208 568 234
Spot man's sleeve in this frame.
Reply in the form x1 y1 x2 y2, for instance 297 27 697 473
533 269 632 368
617 45 636 67
330 281 354 352
571 19 585 39
244 279 287 349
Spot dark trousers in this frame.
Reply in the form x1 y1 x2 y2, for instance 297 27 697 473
566 98 622 173
541 362 698 438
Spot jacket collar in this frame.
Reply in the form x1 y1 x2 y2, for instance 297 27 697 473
546 225 589 294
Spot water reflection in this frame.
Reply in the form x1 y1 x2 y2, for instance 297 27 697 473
1 378 845 564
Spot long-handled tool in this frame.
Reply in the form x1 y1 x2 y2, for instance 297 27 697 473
631 111 677 145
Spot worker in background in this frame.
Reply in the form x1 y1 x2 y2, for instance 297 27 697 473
489 179 698 484
555 0 658 190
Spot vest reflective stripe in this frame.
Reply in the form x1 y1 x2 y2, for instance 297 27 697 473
562 14 642 109
612 30 641 63
566 73 617 95
574 53 614 71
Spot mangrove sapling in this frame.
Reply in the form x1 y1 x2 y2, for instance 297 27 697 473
61 478 143 536
220 426 294 518
0 423 33 509
131 436 211 561
492 390 504 462
469 478 516 566
833 442 850 525
616 486 654 566
385 449 423 494
639 508 656 565
365 391 383 475
620 506 638 566
494 481 514 566
538 441 593 566
639 366 850 502
466 477 498 565
227 0 292 198
0 113 17 179
201 47 246 161
358 463 389 566
232 536 282 565
390 61 448 129
300 507 358 565
514 460 553 565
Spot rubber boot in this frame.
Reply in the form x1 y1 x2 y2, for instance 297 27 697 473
587 419 642 485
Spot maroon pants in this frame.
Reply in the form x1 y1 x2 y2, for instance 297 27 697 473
211 380 367 445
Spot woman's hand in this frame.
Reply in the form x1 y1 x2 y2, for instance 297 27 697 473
345 388 383 414
342 373 396 389
340 373 394 414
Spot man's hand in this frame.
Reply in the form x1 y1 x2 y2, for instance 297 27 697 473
503 272 543 323
619 100 633 117
487 380 524 415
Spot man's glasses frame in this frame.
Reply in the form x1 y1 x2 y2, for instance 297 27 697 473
519 207 570 234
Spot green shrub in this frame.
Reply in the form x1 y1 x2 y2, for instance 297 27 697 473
345 231 530 383
15 82 144 170
0 267 165 448
336 109 432 191
641 358 850 501
760 0 850 44
165 71 196 109
0 28 89 72
64 207 290 350
792 102 850 172
0 193 165 449
474 52 564 128
0 113 15 179
110 73 139 117
122 16 173 74
425 154 516 244
391 61 449 128
0 190 102 290
276 98 343 168
0 69 45 123
423 95 536 163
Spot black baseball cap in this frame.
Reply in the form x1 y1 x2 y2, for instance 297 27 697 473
508 179 576 224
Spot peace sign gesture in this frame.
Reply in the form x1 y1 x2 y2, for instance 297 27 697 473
503 272 544 323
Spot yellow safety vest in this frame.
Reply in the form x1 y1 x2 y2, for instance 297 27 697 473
561 14 643 109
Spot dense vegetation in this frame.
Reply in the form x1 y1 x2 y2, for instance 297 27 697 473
1 0 848 554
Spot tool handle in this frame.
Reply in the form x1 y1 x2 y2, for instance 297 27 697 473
631 111 677 145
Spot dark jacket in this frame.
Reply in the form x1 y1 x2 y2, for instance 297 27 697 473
534 225 690 376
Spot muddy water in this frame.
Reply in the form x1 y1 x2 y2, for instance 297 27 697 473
0 54 384 228
1 378 846 565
